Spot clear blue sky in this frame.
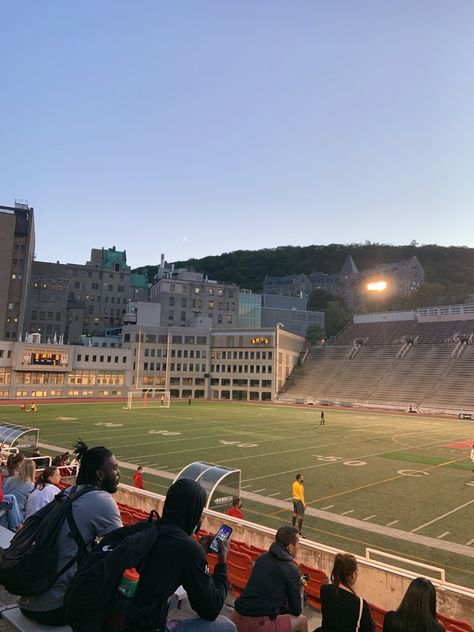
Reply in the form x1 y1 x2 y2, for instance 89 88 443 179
1 1 474 268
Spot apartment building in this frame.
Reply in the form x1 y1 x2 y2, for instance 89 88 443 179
0 202 35 341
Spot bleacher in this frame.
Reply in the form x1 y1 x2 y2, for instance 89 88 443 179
1 488 472 632
282 317 474 411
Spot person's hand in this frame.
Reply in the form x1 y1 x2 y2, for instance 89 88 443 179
198 534 213 553
217 538 230 563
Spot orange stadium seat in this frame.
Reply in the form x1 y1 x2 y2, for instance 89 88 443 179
299 562 329 610
227 550 253 597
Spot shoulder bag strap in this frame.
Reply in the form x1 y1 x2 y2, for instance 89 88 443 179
355 596 363 632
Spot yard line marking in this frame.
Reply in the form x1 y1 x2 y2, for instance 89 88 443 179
466 538 474 546
285 497 293 501
267 492 281 497
438 532 450 539
386 520 399 527
341 510 354 515
253 488 266 493
411 499 474 533
321 505 334 510
363 515 376 521
240 485 252 489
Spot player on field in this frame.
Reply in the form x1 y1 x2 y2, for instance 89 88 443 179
292 473 306 536
470 444 474 473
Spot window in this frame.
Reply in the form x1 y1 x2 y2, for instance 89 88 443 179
194 287 200 294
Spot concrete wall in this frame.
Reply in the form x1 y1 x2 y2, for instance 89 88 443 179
353 311 416 324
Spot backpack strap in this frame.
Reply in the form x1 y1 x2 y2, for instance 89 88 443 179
56 486 96 580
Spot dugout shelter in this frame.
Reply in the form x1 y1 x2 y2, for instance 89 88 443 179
174 461 241 511
0 423 39 457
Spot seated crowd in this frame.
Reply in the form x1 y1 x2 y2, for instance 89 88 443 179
0 446 466 632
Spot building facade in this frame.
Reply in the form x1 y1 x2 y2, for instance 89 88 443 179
25 247 148 344
150 272 239 328
0 202 35 342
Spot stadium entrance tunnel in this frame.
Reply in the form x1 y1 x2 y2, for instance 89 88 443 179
174 462 241 511
0 422 39 456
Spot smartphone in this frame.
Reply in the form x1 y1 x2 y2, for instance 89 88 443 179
209 524 233 553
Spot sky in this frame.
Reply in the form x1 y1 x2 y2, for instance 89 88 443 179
1 1 474 268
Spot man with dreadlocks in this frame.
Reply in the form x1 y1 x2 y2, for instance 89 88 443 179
19 439 122 626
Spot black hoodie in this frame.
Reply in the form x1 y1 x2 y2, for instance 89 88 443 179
234 541 302 619
127 479 228 631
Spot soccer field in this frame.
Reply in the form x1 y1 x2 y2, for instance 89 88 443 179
1 401 473 588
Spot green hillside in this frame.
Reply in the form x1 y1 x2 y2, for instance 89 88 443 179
133 243 474 314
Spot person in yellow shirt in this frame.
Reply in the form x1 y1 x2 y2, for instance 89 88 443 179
292 473 306 536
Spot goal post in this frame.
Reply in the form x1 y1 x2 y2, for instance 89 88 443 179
126 389 171 410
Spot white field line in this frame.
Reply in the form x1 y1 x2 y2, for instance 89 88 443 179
341 510 354 515
240 485 252 489
438 532 450 539
386 520 399 527
321 505 334 510
411 499 474 533
363 515 376 521
466 537 474 546
253 488 266 493
267 492 281 497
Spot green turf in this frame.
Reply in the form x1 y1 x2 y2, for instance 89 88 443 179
1 401 473 588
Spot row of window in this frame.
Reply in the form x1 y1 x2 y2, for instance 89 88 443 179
14 370 126 385
216 390 272 401
210 378 272 387
142 362 207 372
125 334 208 345
212 364 272 374
164 284 233 298
144 348 206 359
212 350 273 360
71 270 125 280
14 389 123 397
76 353 128 363
0 350 12 360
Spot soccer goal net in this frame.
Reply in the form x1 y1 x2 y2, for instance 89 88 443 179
126 389 171 410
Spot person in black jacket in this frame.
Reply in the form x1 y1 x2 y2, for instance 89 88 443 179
382 577 445 632
320 553 374 632
232 526 307 632
127 478 236 632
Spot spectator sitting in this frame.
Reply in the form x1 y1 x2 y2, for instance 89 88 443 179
18 439 122 626
127 478 236 632
382 577 445 632
3 459 35 520
25 466 62 519
32 447 49 469
232 525 307 632
1 453 25 480
133 465 145 489
52 452 71 476
226 497 244 520
320 553 374 632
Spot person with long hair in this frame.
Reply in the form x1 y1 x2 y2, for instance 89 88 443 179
2 452 25 478
320 553 374 632
25 466 61 519
3 459 35 519
19 439 122 626
382 577 444 632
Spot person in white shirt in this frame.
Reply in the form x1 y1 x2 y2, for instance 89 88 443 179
25 466 61 519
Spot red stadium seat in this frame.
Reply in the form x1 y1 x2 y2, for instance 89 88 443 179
299 562 329 610
368 603 387 632
207 552 218 574
437 613 472 632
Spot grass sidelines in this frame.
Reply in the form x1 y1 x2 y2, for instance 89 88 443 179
1 401 473 588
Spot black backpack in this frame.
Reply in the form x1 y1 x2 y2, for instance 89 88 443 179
0 485 95 596
64 510 161 632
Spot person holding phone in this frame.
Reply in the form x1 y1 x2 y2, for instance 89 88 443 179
128 478 236 632
232 526 307 632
